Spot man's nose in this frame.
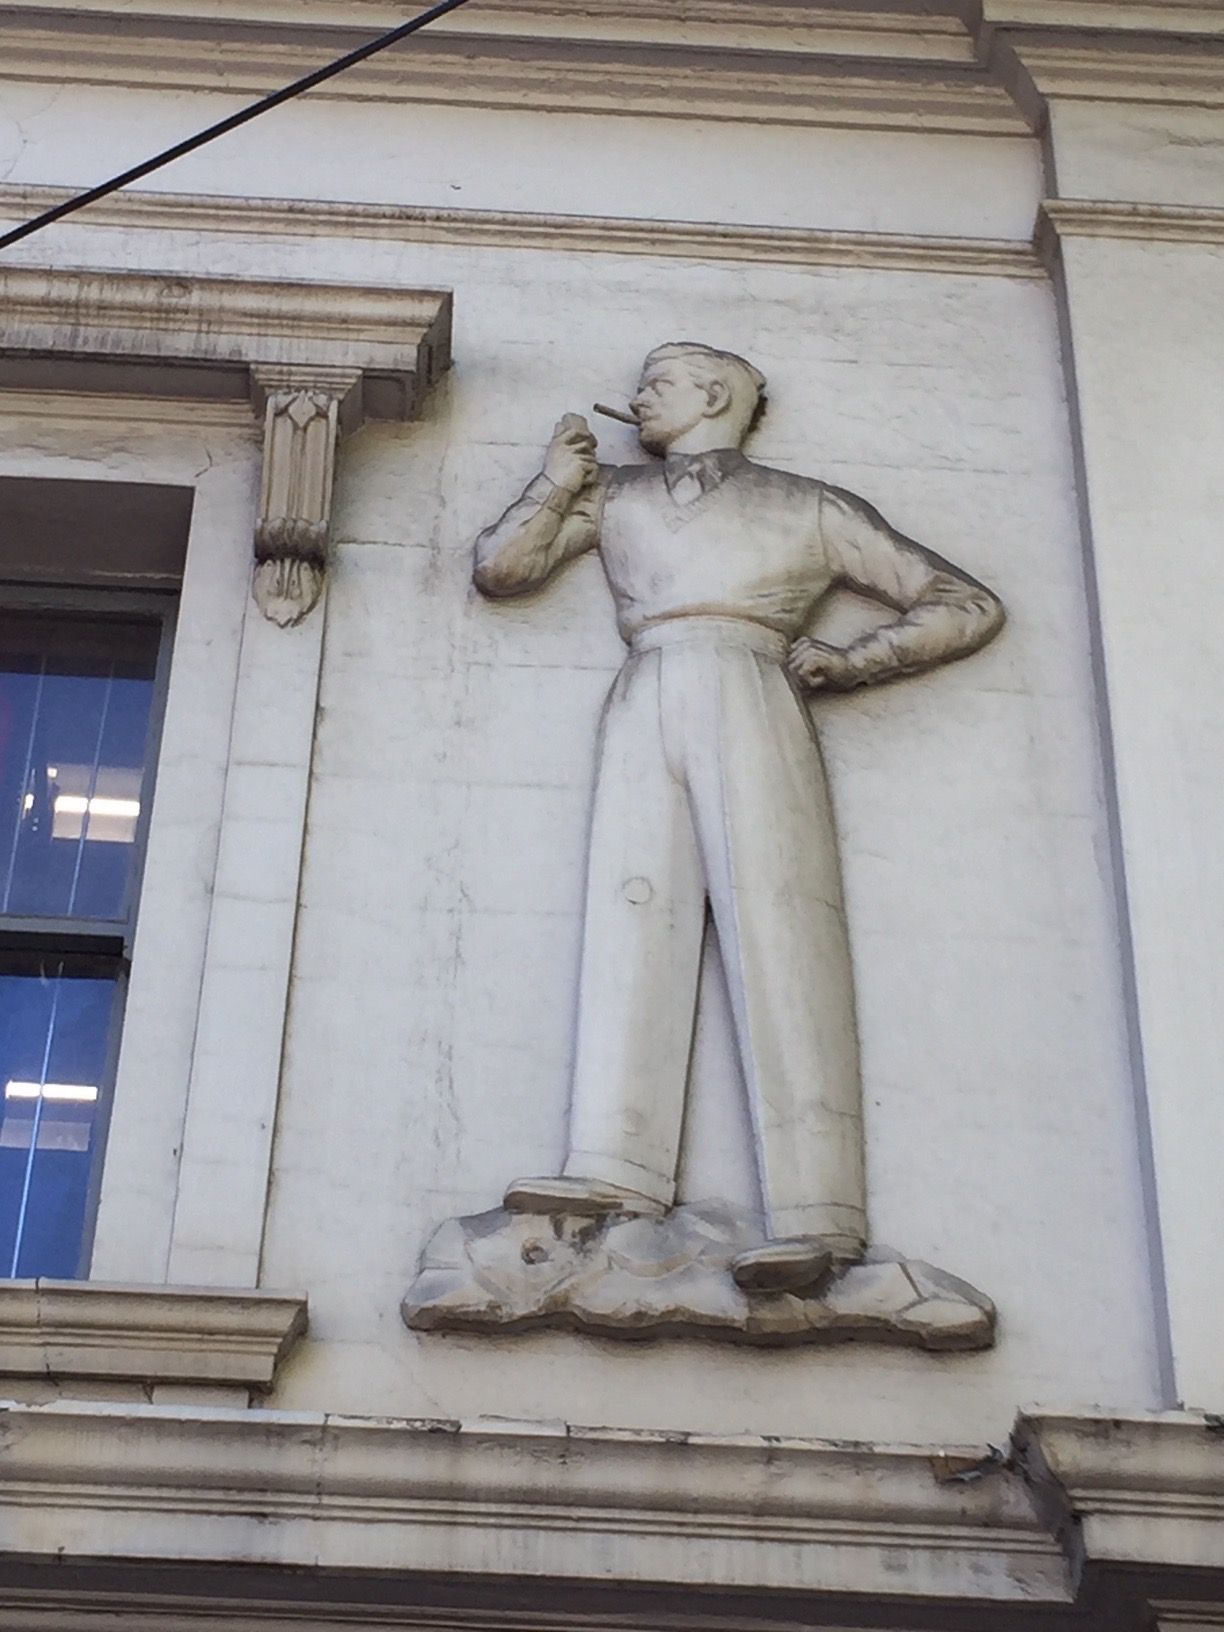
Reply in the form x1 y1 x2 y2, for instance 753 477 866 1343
629 393 648 413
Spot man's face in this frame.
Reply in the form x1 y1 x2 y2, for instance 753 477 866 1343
630 361 713 455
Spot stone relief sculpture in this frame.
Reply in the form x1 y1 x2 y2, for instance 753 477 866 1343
404 343 1005 1348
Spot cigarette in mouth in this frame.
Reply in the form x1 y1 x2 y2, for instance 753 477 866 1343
593 402 638 426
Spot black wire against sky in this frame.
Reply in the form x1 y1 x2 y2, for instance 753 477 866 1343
0 0 479 252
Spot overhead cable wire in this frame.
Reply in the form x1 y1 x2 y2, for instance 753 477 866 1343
0 0 479 252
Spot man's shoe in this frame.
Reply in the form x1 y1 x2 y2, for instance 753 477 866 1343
731 1236 839 1293
504 1175 665 1218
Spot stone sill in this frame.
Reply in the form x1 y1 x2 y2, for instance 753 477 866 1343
0 1281 307 1389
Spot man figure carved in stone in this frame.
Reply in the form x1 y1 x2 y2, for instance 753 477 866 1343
473 344 1004 1297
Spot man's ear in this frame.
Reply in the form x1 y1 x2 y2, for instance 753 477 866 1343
703 379 733 419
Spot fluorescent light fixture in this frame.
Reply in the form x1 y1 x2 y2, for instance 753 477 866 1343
51 790 141 844
54 795 140 819
5 1080 99 1103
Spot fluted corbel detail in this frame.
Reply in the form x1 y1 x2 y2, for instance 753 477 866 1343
249 365 363 628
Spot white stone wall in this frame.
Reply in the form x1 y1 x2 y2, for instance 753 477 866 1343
0 78 1042 237
0 83 1165 1444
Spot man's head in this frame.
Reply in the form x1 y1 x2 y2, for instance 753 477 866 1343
630 342 767 456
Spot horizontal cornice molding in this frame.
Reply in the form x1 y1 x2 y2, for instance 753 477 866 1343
1000 32 1224 105
23 0 1223 48
978 19 1224 133
0 7 1027 135
0 1403 1066 1605
0 263 451 358
980 1 1224 36
412 0 979 62
0 387 256 427
1 1406 1218 1623
1015 1410 1224 1579
0 1596 584 1632
0 1281 307 1388
3 0 986 61
0 185 1043 279
1040 197 1224 248
4 1 1220 138
0 261 452 416
1156 1607 1224 1631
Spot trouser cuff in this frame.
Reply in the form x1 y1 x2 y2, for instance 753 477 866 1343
767 1202 867 1256
564 1150 675 1208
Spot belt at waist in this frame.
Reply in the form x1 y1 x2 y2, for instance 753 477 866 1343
629 616 790 662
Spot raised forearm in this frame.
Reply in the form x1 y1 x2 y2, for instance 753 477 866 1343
473 415 602 597
473 474 584 598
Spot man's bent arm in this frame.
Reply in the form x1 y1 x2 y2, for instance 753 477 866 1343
473 471 606 598
816 486 1004 687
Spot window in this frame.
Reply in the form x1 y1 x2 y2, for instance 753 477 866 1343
0 479 185 1280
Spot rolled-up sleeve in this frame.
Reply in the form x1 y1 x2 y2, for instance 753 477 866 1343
473 470 607 598
817 485 1005 687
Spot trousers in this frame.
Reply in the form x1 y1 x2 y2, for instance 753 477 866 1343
562 615 867 1250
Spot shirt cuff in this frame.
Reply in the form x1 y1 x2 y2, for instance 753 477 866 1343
841 634 901 687
526 473 580 515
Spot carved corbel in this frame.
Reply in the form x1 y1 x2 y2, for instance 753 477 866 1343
249 365 363 628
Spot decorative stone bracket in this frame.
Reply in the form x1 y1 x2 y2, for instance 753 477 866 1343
250 365 361 626
0 265 453 624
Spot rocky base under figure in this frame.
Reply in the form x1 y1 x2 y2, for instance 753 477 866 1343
402 1202 995 1350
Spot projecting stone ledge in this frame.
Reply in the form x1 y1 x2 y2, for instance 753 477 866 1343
402 1202 995 1350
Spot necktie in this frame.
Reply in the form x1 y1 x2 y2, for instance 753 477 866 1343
666 455 708 507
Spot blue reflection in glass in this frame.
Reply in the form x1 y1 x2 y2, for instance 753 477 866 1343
0 613 159 1278
0 617 158 923
0 964 117 1278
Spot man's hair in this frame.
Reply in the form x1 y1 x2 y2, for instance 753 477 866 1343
643 342 769 437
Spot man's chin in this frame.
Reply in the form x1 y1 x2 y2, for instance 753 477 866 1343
637 427 670 456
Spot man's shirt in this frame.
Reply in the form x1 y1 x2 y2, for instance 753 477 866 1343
474 448 1003 687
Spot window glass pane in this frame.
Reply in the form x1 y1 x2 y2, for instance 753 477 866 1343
0 959 117 1278
0 615 159 921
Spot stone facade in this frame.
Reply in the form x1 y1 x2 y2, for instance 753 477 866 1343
0 4 1221 1628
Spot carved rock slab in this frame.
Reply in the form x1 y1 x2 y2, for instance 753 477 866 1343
403 1203 995 1350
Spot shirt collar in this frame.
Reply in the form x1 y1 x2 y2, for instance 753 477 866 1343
662 447 746 494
